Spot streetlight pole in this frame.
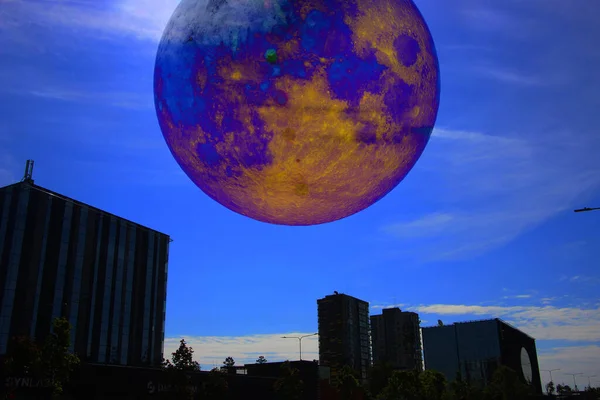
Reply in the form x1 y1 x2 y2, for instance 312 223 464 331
574 207 600 213
585 375 597 390
566 373 583 391
542 369 560 385
281 333 318 361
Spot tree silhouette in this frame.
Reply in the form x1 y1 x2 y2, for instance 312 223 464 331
335 365 360 400
162 339 200 399
420 369 447 400
204 368 229 400
546 381 555 396
256 355 268 364
367 361 394 399
380 369 421 400
4 336 43 377
42 317 80 398
223 356 235 367
164 339 200 372
484 365 532 400
557 384 572 395
274 361 303 400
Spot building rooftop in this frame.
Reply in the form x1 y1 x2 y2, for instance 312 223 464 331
1 180 170 239
318 292 368 303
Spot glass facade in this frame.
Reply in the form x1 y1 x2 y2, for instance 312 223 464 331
0 187 29 352
30 196 53 338
423 320 505 388
109 223 126 363
121 225 136 365
69 207 88 351
0 182 170 367
141 231 155 362
52 202 73 320
87 216 104 358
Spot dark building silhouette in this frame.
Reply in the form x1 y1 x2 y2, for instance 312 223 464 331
317 292 371 382
371 307 423 371
0 161 170 366
422 318 542 394
1 363 278 399
241 360 331 400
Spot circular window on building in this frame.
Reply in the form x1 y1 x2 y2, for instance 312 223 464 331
520 347 533 383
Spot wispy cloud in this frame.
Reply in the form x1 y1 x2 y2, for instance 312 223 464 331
472 66 545 86
163 310 600 388
502 294 532 299
560 275 600 285
17 88 154 110
538 345 600 388
0 141 19 187
1 0 179 43
458 4 540 39
371 302 600 342
382 128 600 261
72 159 187 187
164 333 319 370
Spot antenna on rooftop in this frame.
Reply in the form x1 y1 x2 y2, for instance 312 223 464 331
22 159 35 184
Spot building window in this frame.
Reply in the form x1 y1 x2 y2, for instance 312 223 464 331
87 215 104 358
0 190 13 272
98 217 117 363
69 207 88 352
109 223 126 363
52 202 73 319
141 231 155 363
30 195 53 338
120 226 136 365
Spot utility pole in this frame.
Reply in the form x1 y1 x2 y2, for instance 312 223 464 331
542 369 560 385
566 373 583 391
585 375 597 390
281 333 317 361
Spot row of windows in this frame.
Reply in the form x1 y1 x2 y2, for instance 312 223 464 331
87 217 104 357
120 226 137 365
52 202 73 321
30 196 54 338
69 207 88 351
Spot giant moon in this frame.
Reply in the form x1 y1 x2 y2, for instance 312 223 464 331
154 0 440 225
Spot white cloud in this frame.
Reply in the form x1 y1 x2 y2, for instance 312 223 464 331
1 0 180 42
502 294 532 299
163 333 320 370
23 88 153 109
563 275 600 285
539 345 600 389
472 66 545 86
382 128 600 261
379 303 600 342
163 299 600 388
162 333 600 390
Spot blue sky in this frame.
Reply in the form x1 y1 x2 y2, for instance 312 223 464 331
1 0 599 389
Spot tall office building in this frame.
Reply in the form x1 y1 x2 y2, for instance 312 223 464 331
317 292 371 382
0 161 170 366
422 318 542 394
371 308 423 371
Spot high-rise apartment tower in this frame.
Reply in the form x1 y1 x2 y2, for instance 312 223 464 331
317 292 371 382
371 307 423 371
